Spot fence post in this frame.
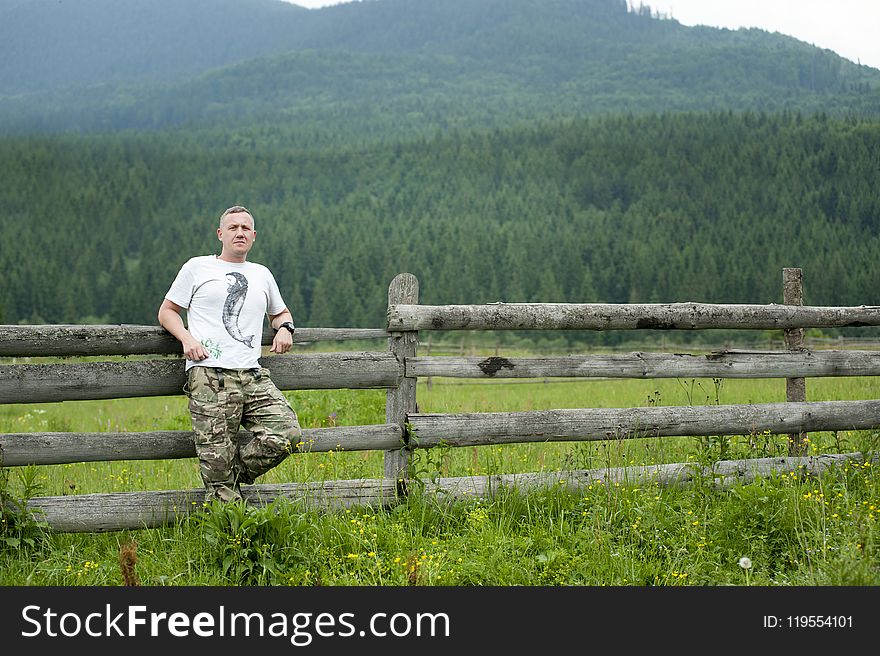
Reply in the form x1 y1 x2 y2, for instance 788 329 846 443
783 267 807 456
385 273 419 496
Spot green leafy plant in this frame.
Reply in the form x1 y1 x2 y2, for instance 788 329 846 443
408 437 451 487
195 499 304 585
0 464 48 554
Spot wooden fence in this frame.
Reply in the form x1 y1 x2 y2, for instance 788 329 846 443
2 269 880 533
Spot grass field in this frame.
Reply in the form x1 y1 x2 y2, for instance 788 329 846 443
1 372 878 586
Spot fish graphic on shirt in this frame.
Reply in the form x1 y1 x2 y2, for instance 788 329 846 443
222 272 256 348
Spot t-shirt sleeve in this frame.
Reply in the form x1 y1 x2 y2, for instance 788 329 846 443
164 259 196 309
266 270 287 316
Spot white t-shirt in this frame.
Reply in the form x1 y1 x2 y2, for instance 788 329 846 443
165 256 287 370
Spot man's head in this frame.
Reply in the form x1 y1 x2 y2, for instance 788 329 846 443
217 205 256 263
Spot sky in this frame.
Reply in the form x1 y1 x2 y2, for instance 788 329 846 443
284 0 880 70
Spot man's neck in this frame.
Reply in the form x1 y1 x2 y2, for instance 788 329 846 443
218 253 247 263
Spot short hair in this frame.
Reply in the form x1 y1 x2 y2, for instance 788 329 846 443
218 205 254 227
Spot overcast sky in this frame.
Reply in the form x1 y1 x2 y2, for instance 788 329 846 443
284 0 880 70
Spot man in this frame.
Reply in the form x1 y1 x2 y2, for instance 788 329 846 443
158 205 302 503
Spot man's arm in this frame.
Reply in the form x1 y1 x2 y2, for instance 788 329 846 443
268 308 294 354
158 299 209 361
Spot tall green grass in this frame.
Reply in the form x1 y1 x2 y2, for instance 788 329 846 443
1 375 878 585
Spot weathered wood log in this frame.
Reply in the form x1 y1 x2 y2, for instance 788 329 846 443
385 273 419 492
22 452 873 532
784 268 808 455
25 479 398 532
0 424 403 466
424 452 876 499
0 351 400 403
0 325 388 357
405 350 880 379
387 302 880 331
406 400 880 447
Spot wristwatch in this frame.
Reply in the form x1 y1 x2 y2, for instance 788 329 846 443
276 321 295 336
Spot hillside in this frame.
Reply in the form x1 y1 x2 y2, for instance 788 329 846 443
2 112 878 337
0 0 309 93
1 0 878 136
4 1 879 340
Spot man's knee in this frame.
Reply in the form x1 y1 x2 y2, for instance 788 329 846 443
241 429 295 461
250 400 302 452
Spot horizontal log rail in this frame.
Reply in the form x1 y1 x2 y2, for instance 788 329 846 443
25 452 871 533
0 352 401 404
427 452 876 498
0 424 403 467
405 350 880 379
406 400 880 447
387 302 880 331
0 325 389 357
26 479 399 533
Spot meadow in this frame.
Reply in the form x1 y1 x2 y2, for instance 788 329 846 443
1 360 878 586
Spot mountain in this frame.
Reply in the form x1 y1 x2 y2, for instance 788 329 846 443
3 2 879 334
0 0 309 93
1 0 676 94
1 0 879 137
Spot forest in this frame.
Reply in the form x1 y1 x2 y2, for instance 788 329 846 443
3 110 879 344
3 1 879 346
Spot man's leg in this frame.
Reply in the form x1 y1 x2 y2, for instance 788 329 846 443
237 368 302 484
187 367 243 502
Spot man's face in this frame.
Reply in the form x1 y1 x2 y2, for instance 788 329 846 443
217 211 256 260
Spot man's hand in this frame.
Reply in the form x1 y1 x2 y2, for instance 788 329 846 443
268 310 295 355
158 299 209 361
182 335 210 361
270 328 293 354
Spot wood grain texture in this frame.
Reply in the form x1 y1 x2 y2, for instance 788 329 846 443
784 268 808 455
405 350 880 379
0 424 403 466
24 452 872 532
388 302 880 331
26 479 398 532
0 325 388 357
385 273 419 489
406 400 880 447
422 452 876 498
0 351 400 403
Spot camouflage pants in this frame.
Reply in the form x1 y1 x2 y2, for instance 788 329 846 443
186 366 302 503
